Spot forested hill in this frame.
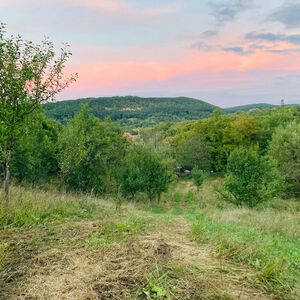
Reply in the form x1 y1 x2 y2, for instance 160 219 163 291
224 103 275 113
43 96 217 128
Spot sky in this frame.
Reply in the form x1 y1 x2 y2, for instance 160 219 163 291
0 0 300 107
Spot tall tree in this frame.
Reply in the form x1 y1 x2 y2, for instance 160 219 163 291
59 106 128 195
0 24 76 201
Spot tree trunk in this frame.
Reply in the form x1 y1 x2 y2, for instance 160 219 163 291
3 149 12 202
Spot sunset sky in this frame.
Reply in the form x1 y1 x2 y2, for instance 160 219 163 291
1 0 300 107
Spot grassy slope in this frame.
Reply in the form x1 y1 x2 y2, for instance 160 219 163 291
0 181 299 299
43 96 217 128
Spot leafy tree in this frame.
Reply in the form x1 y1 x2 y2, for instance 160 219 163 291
9 110 60 184
176 133 212 171
0 24 76 201
193 110 232 172
268 121 300 196
59 106 128 194
257 107 298 153
224 148 283 207
225 115 260 149
140 127 175 170
119 146 170 201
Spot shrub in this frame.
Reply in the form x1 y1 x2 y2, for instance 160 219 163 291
224 148 283 207
192 168 207 189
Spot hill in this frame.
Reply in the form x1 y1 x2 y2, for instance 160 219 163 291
224 103 275 113
43 96 217 128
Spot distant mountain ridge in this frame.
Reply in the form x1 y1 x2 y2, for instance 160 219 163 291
44 96 296 128
44 96 217 128
224 103 276 113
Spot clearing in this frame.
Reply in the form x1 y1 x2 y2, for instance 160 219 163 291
0 180 299 299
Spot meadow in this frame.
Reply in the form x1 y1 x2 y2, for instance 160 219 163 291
1 178 299 300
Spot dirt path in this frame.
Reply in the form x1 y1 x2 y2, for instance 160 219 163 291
1 217 271 300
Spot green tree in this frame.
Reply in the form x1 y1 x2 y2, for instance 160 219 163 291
175 133 212 171
194 110 232 172
0 24 76 201
10 110 61 184
59 106 128 194
119 146 170 201
224 148 283 207
268 121 300 196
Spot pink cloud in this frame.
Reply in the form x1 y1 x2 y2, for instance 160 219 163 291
62 45 300 98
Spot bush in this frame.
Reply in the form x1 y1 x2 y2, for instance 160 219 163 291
192 168 207 189
268 121 300 196
224 148 283 207
119 146 170 201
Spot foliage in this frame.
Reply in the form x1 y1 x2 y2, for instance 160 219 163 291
119 145 170 200
192 168 207 189
139 127 176 171
268 121 300 196
59 106 128 194
10 110 61 184
0 23 76 200
175 133 212 170
224 148 283 207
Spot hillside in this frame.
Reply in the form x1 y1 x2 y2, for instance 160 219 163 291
224 103 275 113
43 96 217 128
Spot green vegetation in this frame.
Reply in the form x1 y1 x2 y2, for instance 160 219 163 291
59 105 128 195
224 103 275 113
268 121 300 196
0 25 299 299
0 23 76 201
1 180 299 299
223 147 283 207
119 145 170 200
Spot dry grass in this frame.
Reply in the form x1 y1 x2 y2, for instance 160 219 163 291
0 196 271 300
1 182 299 299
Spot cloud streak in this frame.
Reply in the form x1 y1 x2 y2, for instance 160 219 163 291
208 0 253 24
246 32 300 45
269 2 300 28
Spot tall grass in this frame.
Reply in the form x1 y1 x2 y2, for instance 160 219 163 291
183 178 300 298
0 186 114 227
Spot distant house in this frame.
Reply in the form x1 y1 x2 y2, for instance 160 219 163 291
123 131 139 142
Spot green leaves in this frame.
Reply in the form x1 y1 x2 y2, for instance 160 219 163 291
119 145 170 201
224 148 283 207
268 121 300 196
59 106 128 194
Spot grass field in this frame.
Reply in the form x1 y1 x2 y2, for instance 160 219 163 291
0 179 299 299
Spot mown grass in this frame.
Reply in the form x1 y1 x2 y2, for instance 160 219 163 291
0 179 299 299
147 178 300 298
